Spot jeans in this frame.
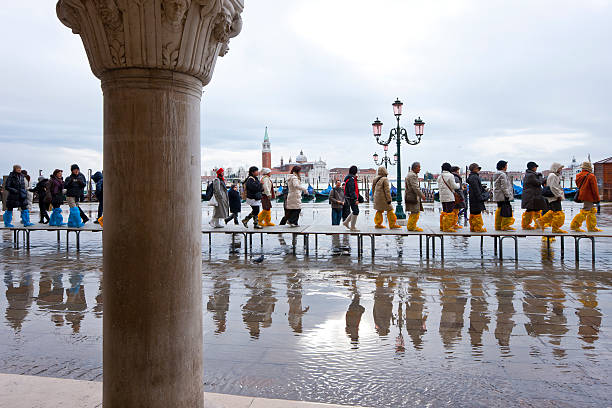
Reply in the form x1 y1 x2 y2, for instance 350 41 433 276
97 196 103 219
331 208 343 225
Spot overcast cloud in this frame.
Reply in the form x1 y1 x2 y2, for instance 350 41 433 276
1 0 611 177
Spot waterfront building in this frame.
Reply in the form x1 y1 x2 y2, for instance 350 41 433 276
594 157 612 201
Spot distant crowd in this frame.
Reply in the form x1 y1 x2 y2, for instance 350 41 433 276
1 164 103 228
207 160 603 234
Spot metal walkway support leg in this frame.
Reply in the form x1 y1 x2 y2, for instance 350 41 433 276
57 230 60 246
440 236 444 261
26 231 30 250
76 231 80 252
371 235 375 259
480 236 484 258
209 233 212 254
419 235 423 257
425 236 430 260
304 234 309 256
560 236 565 260
292 233 297 255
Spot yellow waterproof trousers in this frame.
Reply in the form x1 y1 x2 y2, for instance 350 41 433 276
407 213 423 232
586 208 602 232
522 211 537 230
570 209 589 232
387 211 401 229
469 214 487 232
258 210 275 227
501 216 516 231
374 211 385 228
495 208 502 231
452 208 463 229
441 212 456 232
98 216 103 228
540 210 567 233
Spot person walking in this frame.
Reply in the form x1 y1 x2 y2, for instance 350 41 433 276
64 164 88 227
437 162 459 232
242 166 263 229
372 166 401 229
342 166 360 231
405 162 426 231
521 162 547 230
34 176 50 224
493 160 516 231
209 168 229 228
467 163 488 232
3 165 34 227
450 166 466 229
48 169 66 226
92 171 103 224
22 170 34 212
570 161 602 232
257 168 275 227
286 166 307 227
538 163 567 233
225 184 242 225
329 180 345 225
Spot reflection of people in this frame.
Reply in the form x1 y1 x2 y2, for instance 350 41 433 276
65 273 87 333
405 278 427 349
206 271 230 334
468 278 490 349
4 271 34 331
571 280 602 344
242 276 276 339
523 279 568 353
37 271 65 327
345 293 365 343
439 276 466 349
494 279 515 348
373 276 395 337
287 273 309 333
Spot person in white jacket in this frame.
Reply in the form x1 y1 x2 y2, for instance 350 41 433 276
436 162 459 232
539 162 567 233
285 166 307 227
257 168 275 227
492 160 516 231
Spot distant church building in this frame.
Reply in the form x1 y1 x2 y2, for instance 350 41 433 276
262 127 271 170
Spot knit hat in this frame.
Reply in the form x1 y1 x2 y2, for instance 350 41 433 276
71 164 80 171
469 163 481 172
526 161 538 170
216 168 224 176
261 168 271 175
581 161 593 172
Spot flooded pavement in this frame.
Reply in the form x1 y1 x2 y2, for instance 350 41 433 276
1 202 612 407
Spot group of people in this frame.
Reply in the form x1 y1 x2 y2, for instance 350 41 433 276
208 159 603 235
2 164 103 228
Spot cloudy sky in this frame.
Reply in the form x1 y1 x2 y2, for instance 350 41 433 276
1 0 611 178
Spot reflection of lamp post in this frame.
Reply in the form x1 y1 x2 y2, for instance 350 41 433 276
372 98 424 219
373 145 398 169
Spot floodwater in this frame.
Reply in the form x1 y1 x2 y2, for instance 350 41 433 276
1 201 612 407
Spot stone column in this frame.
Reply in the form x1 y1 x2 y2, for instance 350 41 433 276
56 1 243 407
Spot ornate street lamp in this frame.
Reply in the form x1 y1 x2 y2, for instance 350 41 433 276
372 99 425 219
373 144 397 169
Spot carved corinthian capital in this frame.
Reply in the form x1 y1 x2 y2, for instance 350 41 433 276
57 0 244 85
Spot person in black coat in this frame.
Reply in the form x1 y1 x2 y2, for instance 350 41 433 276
242 166 263 229
225 184 242 225
92 171 103 223
64 164 89 223
35 176 50 224
467 163 488 232
342 165 360 230
521 161 546 230
3 165 34 227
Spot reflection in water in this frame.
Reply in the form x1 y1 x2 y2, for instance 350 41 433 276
439 275 467 349
286 272 309 333
373 276 396 336
468 278 490 355
4 271 34 331
571 280 602 346
207 271 230 334
494 278 515 351
405 277 427 350
65 272 87 333
242 274 277 339
345 292 365 345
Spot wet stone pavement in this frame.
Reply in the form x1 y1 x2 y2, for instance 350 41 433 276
1 202 612 407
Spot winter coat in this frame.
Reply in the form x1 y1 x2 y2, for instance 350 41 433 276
404 170 423 213
467 172 488 213
372 167 393 212
344 174 359 202
244 176 262 201
5 171 27 208
49 176 64 205
546 163 564 203
25 178 34 210
35 179 49 201
212 177 229 219
575 170 600 203
64 173 86 198
329 187 345 209
286 173 307 210
437 171 459 203
92 172 103 201
261 176 273 197
493 171 513 202
521 169 547 210
228 188 242 214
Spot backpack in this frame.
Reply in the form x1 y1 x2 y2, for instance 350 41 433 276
204 181 214 201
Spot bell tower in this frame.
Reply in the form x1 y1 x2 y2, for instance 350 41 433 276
262 126 271 169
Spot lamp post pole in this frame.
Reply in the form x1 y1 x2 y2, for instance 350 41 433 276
372 99 425 220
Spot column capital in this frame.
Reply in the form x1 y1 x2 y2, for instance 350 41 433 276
57 0 244 86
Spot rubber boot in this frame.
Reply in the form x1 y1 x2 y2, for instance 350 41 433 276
21 210 35 227
242 214 252 228
374 211 385 229
494 208 502 231
586 208 602 232
343 214 352 230
551 211 567 233
349 214 359 231
265 210 275 226
474 214 487 232
452 208 463 229
67 207 84 228
441 212 456 232
257 211 266 227
539 210 555 230
406 213 423 232
570 209 589 232
253 216 263 229
98 216 103 228
3 210 14 227
501 216 516 231
388 211 401 229
522 211 535 230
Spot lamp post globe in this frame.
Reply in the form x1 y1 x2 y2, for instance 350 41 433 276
392 98 403 116
372 118 383 138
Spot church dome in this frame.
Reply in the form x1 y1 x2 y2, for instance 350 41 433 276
296 150 307 163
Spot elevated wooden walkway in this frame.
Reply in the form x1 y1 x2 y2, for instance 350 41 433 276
2 224 610 264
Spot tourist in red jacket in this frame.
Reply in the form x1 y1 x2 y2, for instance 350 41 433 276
570 161 602 232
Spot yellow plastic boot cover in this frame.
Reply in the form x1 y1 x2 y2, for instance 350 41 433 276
374 211 385 228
